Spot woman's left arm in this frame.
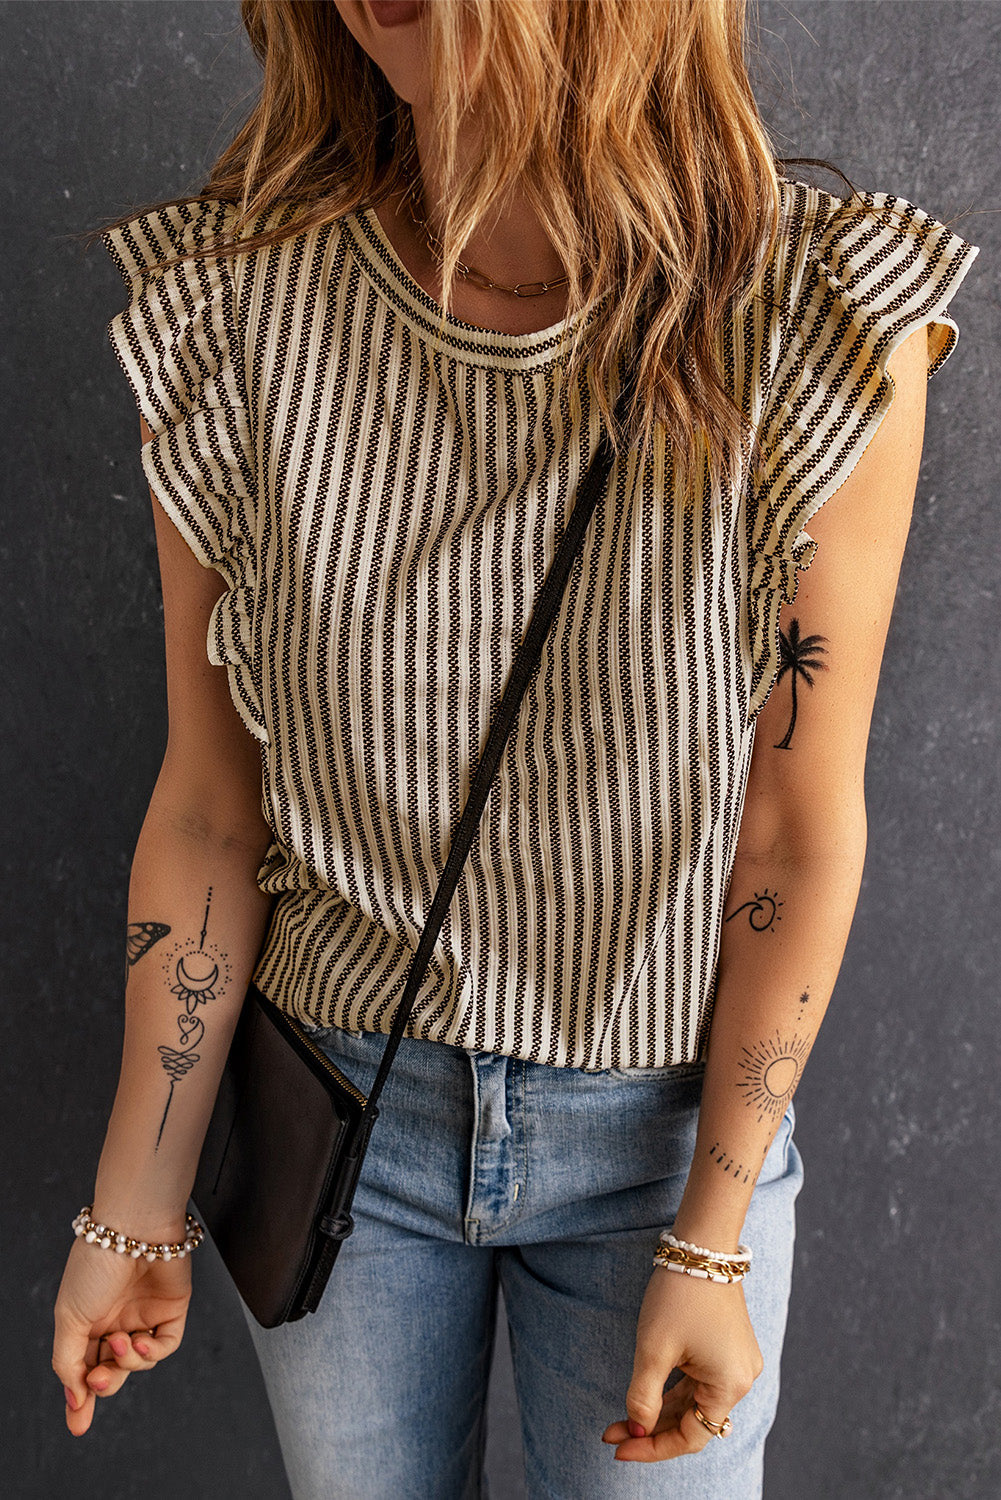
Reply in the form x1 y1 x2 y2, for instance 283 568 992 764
605 321 932 1463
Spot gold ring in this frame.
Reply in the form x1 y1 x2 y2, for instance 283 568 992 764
692 1401 733 1439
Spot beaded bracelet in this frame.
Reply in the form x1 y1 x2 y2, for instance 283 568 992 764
72 1205 205 1263
661 1229 753 1263
652 1245 749 1283
652 1227 753 1284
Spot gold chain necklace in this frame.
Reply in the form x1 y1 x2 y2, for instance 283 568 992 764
400 168 569 299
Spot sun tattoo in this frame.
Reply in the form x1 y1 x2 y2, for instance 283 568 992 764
736 1031 812 1122
724 889 783 933
155 889 231 1151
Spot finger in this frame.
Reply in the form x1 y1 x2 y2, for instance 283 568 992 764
132 1311 185 1364
62 1382 96 1437
686 1365 756 1443
603 1405 680 1444
612 1403 719 1463
98 1329 156 1371
624 1352 686 1445
52 1315 99 1422
653 1375 695 1436
617 1421 711 1463
635 1394 733 1460
602 1421 650 1445
85 1360 131 1399
609 1377 719 1462
677 1399 729 1453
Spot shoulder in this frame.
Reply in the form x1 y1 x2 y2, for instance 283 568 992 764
769 175 978 345
741 176 979 723
751 175 977 337
101 196 348 295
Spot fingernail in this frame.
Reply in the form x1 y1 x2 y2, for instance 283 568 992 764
90 1377 108 1390
64 1386 77 1410
628 1420 646 1438
133 1341 149 1357
110 1336 129 1357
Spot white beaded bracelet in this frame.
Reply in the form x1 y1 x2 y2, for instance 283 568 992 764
72 1205 204 1263
652 1226 753 1284
660 1228 753 1263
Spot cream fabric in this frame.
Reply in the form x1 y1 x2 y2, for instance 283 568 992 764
102 178 978 1068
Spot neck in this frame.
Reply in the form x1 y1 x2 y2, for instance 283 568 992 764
394 108 568 292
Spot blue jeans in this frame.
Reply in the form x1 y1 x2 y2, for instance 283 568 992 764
237 1021 804 1499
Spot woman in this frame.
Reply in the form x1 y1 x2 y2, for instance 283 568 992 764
53 1 978 1495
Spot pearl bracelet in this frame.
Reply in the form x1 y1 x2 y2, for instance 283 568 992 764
72 1205 205 1263
660 1229 753 1263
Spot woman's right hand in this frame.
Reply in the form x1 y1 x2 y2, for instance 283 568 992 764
52 1230 193 1436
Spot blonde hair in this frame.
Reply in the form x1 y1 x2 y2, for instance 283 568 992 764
94 0 854 497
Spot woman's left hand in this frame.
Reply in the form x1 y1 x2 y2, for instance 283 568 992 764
601 1266 764 1463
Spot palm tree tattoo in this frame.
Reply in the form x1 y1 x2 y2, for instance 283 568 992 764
773 619 828 749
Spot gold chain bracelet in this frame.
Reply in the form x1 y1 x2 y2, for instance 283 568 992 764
652 1243 750 1284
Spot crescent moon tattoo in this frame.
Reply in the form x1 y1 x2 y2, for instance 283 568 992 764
171 954 221 1010
155 888 231 1151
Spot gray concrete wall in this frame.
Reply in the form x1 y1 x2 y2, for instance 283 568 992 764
4 3 997 1495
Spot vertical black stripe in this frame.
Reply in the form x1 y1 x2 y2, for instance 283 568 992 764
100 181 978 1068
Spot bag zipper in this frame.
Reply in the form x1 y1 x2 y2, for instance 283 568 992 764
285 1016 370 1109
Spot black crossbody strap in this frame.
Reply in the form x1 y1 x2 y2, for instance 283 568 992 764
363 374 636 1119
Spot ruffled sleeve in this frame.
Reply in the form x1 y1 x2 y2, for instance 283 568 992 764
101 198 267 743
745 180 980 721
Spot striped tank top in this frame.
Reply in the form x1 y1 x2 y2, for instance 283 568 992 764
101 177 978 1069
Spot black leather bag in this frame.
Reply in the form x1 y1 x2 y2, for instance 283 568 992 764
191 984 375 1327
191 379 635 1328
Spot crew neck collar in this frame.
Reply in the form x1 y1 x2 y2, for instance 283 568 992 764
341 203 605 373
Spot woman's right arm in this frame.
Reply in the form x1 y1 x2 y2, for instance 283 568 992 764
53 417 275 1432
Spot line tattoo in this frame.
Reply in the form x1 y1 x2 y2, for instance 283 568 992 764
736 1030 812 1122
708 1141 755 1185
155 887 231 1152
773 619 828 750
724 889 783 933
